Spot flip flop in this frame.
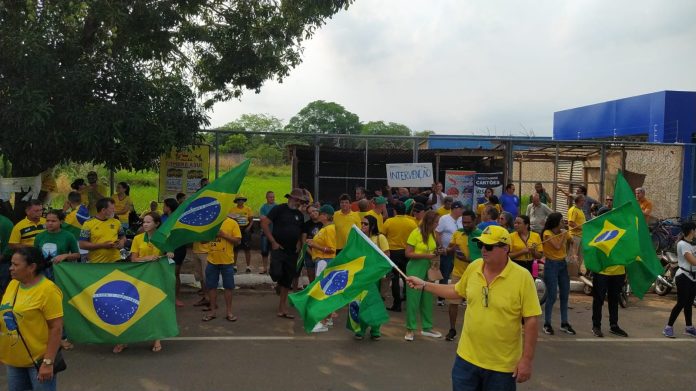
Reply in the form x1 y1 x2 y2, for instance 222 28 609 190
152 344 162 352
112 344 128 354
202 314 217 322
226 315 238 322
277 313 295 319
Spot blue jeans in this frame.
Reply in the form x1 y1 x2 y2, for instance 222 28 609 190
6 365 57 391
543 260 570 325
440 254 454 284
452 355 515 391
260 234 271 257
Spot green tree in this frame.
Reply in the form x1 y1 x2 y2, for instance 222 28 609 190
0 1 352 176
361 121 412 149
285 100 361 147
217 114 286 153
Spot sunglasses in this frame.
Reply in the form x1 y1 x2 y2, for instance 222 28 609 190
360 221 369 226
482 286 489 308
476 242 506 251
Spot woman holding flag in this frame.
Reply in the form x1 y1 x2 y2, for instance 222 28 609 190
129 212 174 353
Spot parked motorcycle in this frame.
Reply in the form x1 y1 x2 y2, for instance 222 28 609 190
654 251 678 296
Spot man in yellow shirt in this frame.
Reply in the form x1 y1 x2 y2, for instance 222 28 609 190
567 194 586 277
437 196 454 216
79 198 125 263
9 200 46 250
333 194 360 253
84 171 108 216
228 195 254 273
635 187 653 222
405 225 541 389
202 217 241 322
357 199 384 233
382 202 418 312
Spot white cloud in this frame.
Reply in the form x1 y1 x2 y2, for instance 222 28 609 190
207 0 696 136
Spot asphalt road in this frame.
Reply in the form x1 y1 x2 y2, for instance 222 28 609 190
1 287 694 391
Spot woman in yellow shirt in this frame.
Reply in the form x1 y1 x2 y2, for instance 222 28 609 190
541 212 575 336
1 247 63 388
404 211 443 341
128 212 173 353
112 182 133 230
509 215 542 275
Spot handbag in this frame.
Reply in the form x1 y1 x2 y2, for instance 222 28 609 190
427 259 444 282
12 285 67 374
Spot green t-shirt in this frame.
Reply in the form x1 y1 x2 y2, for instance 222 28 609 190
34 230 80 262
0 214 13 261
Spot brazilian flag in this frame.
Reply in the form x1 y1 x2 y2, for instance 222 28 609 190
290 226 393 333
582 202 640 273
53 259 178 343
151 160 250 251
62 204 90 239
613 171 663 298
346 285 388 334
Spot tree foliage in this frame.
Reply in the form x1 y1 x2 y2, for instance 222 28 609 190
361 121 413 149
0 1 351 175
285 100 361 135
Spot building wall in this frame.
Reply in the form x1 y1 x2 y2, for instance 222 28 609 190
624 145 683 219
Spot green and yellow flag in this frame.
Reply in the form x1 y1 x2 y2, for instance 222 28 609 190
289 226 393 333
53 259 178 343
151 160 250 251
582 202 641 272
613 171 663 298
345 284 388 334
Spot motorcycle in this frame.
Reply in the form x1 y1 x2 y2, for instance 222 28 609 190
654 250 678 296
533 259 547 305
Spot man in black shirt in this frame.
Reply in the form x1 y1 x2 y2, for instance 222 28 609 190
261 188 308 318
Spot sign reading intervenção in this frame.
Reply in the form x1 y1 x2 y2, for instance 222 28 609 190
386 163 434 188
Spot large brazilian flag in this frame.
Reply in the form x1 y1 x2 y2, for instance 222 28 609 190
54 259 178 343
151 159 250 252
289 226 393 333
582 202 641 272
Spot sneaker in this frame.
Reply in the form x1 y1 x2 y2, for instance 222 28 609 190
370 334 381 341
592 327 604 338
354 334 364 340
560 323 576 335
312 323 329 333
663 325 675 338
404 332 414 341
445 328 457 341
421 330 442 338
326 318 334 327
610 325 628 337
436 299 445 306
543 324 554 335
245 267 251 273
685 326 696 337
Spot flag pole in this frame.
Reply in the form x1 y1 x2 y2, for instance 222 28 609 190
352 226 409 279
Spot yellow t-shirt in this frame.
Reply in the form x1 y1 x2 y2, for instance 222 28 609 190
333 211 361 249
370 234 390 253
599 265 626 276
130 232 163 258
639 198 653 216
454 259 542 373
543 229 570 261
436 206 450 216
80 217 124 263
510 231 542 262
112 194 133 224
406 228 437 256
84 184 109 216
193 241 210 254
382 215 419 250
9 217 46 247
207 218 241 265
311 224 336 260
228 205 254 228
567 205 585 237
450 231 471 278
0 278 63 367
476 203 502 219
64 209 81 229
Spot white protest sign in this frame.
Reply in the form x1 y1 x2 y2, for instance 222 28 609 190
386 163 434 188
0 175 42 201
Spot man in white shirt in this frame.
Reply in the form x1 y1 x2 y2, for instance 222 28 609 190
435 201 464 305
526 194 553 234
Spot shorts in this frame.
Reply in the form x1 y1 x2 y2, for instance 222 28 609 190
269 249 298 289
205 263 236 290
173 245 187 266
235 229 252 250
304 253 317 270
446 275 463 305
260 234 271 257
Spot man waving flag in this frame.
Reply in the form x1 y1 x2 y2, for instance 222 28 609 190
151 160 250 252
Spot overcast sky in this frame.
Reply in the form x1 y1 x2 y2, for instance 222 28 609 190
207 0 696 137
